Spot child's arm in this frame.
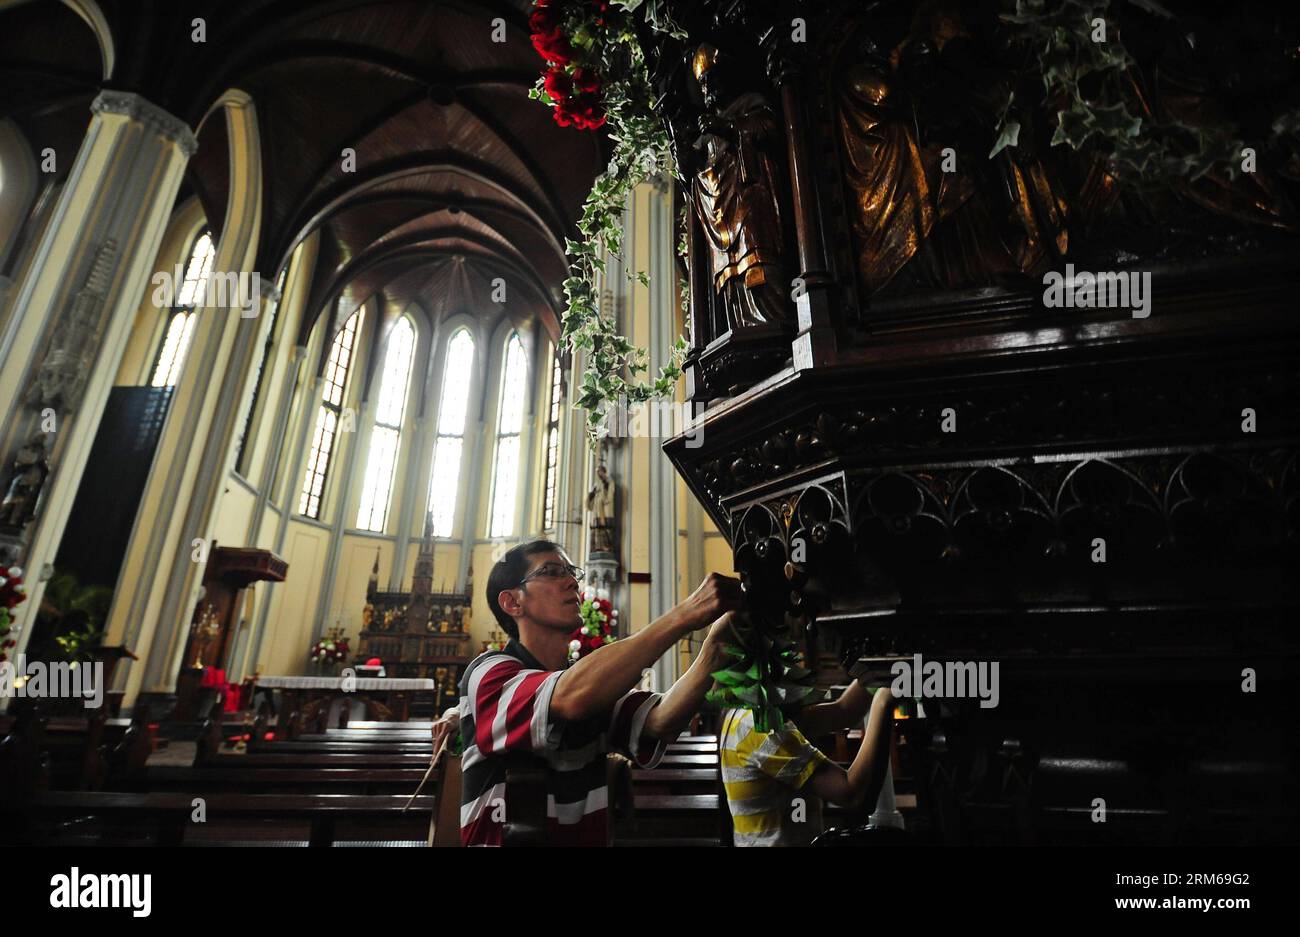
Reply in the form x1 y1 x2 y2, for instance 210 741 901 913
795 679 875 739
803 686 896 808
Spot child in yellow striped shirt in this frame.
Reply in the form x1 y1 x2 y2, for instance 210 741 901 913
720 680 896 846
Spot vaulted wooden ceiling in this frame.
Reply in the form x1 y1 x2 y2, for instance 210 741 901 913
0 0 602 341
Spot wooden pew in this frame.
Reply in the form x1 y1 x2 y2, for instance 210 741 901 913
140 766 429 796
0 703 151 794
8 791 437 846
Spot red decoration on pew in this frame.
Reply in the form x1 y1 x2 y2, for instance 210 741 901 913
0 565 29 663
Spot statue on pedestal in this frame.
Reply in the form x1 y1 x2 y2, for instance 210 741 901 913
1 433 51 531
690 43 792 332
587 463 617 556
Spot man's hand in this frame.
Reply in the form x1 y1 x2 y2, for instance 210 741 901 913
698 611 744 667
430 707 459 764
679 573 745 632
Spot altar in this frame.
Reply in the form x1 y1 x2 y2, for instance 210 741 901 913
354 513 473 717
254 675 438 738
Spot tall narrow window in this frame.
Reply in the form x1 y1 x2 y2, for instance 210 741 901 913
356 316 415 532
151 230 215 387
427 329 475 537
299 306 365 518
542 351 563 531
235 266 289 475
488 333 527 538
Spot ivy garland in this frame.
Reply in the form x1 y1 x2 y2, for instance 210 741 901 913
995 0 1299 185
527 0 689 442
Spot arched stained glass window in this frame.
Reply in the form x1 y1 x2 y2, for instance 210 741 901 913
298 306 364 518
356 316 415 532
427 328 475 537
150 230 215 387
542 350 563 531
488 333 527 538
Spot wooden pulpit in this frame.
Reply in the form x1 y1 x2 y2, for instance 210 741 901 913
175 546 287 720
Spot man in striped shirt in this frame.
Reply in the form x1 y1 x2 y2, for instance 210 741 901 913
453 539 743 846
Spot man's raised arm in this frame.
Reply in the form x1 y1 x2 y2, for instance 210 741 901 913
549 574 743 722
642 614 735 738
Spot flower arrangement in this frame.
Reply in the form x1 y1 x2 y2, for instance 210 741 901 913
568 590 618 664
309 628 350 668
531 1 610 130
0 565 28 663
527 1 687 440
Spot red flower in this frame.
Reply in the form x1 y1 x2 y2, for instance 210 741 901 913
590 636 604 648
543 68 574 102
572 67 602 94
531 27 574 66
574 103 607 130
529 5 558 34
552 107 575 127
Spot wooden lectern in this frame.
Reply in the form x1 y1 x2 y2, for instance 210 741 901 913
174 546 287 720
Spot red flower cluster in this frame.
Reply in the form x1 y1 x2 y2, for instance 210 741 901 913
530 1 607 130
0 565 28 663
309 634 349 665
568 592 617 662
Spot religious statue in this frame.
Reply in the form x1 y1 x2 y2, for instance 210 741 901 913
189 602 221 669
27 240 118 413
362 602 375 629
690 43 792 331
587 463 617 555
836 14 1070 294
1 433 51 531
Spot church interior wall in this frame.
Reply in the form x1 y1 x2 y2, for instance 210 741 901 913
257 522 327 676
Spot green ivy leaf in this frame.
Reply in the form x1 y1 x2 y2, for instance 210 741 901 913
989 120 1021 158
711 668 748 688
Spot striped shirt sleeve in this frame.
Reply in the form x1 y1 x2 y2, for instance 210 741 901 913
608 689 666 768
468 655 563 755
751 720 830 791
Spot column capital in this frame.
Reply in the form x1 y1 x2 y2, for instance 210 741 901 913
91 91 198 157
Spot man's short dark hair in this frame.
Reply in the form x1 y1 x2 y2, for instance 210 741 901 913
486 540 566 639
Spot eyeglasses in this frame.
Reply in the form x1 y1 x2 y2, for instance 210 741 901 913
518 562 584 586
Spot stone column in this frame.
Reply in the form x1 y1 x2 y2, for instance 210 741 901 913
0 92 196 677
647 179 680 690
101 91 263 708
